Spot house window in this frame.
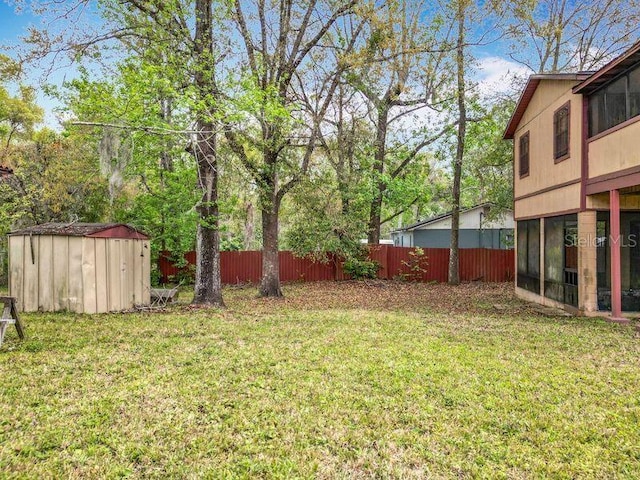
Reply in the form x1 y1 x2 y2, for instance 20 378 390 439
553 103 570 161
519 132 530 177
588 63 640 137
630 67 640 118
517 219 540 294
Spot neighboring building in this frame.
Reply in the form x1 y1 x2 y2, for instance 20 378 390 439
504 41 640 320
8 223 151 313
391 204 514 249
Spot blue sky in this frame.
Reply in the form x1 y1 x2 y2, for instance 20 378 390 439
0 2 37 44
0 0 67 128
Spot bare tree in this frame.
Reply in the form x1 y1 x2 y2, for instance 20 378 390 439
506 0 640 73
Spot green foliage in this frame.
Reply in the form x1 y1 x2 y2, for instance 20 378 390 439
168 263 197 286
0 129 109 228
343 257 380 280
463 98 515 212
57 59 201 266
397 247 429 282
0 54 21 81
219 231 244 251
0 55 43 144
1 0 521 295
230 74 295 126
0 128 110 286
283 172 368 262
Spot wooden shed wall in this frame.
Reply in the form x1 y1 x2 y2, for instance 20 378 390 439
9 235 150 313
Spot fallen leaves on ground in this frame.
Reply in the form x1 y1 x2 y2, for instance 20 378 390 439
187 281 547 318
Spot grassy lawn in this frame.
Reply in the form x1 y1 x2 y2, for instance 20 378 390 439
1 281 639 478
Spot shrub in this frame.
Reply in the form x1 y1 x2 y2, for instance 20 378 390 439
343 258 380 280
397 247 428 282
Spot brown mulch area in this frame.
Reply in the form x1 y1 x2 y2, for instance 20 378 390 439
221 281 540 317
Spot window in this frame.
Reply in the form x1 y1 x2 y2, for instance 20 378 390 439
589 91 606 137
517 219 540 294
629 67 640 118
553 103 570 161
606 75 627 129
588 63 640 137
519 132 530 177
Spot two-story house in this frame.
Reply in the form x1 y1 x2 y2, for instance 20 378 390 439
505 41 640 322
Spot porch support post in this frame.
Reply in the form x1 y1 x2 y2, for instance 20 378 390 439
577 211 598 312
609 189 628 323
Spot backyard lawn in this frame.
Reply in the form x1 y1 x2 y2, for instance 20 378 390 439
1 281 639 478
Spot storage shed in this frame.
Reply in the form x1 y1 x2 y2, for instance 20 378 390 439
9 223 150 313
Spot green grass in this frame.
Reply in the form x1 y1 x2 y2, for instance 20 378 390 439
1 282 639 478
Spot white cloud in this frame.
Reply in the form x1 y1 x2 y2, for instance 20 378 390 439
475 56 530 96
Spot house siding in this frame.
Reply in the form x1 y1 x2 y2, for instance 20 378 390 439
589 120 640 180
411 229 512 249
514 182 582 220
514 80 582 210
508 45 640 316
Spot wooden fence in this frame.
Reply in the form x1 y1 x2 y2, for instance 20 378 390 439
158 246 514 284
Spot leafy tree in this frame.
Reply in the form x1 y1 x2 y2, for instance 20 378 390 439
224 0 364 297
58 62 200 278
345 0 454 244
439 0 506 284
448 0 470 285
283 170 366 262
0 54 43 161
20 0 230 306
462 98 514 212
0 129 108 226
0 54 45 285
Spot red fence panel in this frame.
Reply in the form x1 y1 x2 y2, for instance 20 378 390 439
159 247 514 284
459 248 514 282
278 251 336 282
368 245 390 279
221 250 262 284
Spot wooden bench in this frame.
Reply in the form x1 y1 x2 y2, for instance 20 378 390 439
0 296 24 347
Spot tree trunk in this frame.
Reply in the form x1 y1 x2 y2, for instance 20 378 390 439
449 1 467 286
243 201 255 250
191 0 224 307
367 107 389 244
260 195 282 297
192 119 224 306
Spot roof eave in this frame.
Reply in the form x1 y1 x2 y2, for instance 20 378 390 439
573 41 640 95
8 222 150 239
404 203 503 231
